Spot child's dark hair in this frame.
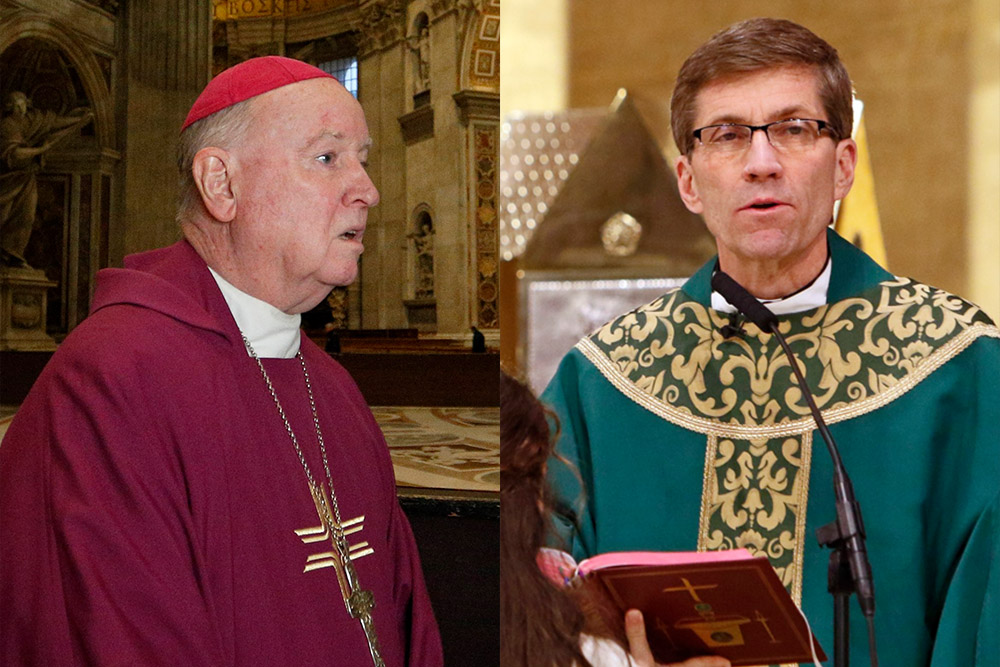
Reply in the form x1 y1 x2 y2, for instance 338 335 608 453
500 370 591 667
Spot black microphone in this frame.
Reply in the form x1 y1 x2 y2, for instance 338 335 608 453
711 270 877 657
711 270 778 332
719 313 746 339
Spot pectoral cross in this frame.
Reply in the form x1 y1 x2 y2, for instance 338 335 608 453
340 552 385 667
348 589 384 667
310 484 385 667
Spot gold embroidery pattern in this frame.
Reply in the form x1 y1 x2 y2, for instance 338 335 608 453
580 279 998 439
697 433 813 607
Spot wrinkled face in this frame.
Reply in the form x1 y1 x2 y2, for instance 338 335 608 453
230 78 378 313
675 66 855 273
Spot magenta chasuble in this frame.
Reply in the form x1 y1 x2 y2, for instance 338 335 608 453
0 241 443 666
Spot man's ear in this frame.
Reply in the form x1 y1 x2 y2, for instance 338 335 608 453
833 138 858 201
191 147 237 222
675 154 704 215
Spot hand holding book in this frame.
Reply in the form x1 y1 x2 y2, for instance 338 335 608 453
544 548 825 666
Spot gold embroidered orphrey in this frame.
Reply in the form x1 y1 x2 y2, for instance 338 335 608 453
577 277 999 608
242 335 385 667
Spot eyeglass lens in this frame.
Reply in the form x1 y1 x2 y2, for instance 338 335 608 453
698 120 824 153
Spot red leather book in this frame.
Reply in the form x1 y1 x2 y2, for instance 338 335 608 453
568 549 826 666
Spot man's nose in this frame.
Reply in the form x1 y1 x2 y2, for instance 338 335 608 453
742 129 783 180
347 160 380 207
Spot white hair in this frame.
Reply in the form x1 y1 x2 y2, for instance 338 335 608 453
175 98 256 226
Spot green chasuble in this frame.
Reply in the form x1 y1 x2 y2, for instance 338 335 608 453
543 230 1000 666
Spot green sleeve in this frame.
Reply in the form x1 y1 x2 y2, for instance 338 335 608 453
929 336 1000 666
929 490 999 666
541 348 598 560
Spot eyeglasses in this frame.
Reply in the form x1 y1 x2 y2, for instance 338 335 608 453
692 119 833 155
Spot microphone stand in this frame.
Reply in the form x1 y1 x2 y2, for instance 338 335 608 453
771 330 877 667
711 271 879 667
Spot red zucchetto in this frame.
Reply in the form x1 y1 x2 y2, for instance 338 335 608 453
181 56 334 132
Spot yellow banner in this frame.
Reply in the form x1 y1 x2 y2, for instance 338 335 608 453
835 100 888 268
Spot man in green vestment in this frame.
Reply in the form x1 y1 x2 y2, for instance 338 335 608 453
543 18 1000 667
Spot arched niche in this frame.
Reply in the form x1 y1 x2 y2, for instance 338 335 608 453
409 11 431 100
404 205 436 331
0 22 119 337
410 206 435 299
0 16 115 148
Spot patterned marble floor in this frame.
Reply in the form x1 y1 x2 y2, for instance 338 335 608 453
0 406 499 493
372 406 499 492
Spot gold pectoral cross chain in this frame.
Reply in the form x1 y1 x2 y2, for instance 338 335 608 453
311 485 386 667
243 334 384 667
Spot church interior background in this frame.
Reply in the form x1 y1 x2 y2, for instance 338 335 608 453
0 0 499 663
1 0 499 344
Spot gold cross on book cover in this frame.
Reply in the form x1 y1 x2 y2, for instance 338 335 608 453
541 548 826 666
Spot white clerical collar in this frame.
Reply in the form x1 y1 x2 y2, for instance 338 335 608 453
712 255 832 317
208 267 301 358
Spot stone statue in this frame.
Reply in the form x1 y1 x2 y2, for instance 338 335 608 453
0 91 93 269
409 219 434 298
406 22 430 94
416 24 430 91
